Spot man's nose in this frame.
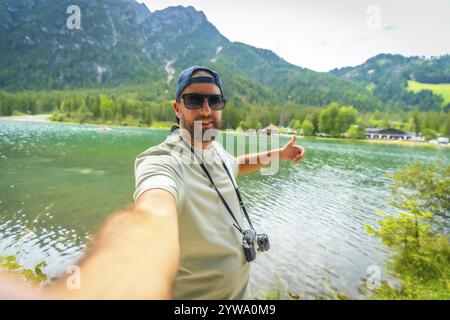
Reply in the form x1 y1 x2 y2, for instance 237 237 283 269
199 98 212 116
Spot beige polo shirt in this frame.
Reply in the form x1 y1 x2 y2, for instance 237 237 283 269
133 133 250 299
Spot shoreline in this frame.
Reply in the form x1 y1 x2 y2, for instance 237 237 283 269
0 114 51 122
308 135 450 148
1 114 448 149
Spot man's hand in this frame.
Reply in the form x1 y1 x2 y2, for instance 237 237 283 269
279 135 306 163
238 134 306 175
0 189 179 300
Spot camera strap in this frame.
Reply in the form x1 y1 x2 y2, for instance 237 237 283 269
185 140 254 234
215 152 255 231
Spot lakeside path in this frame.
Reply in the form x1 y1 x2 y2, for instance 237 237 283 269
0 114 50 122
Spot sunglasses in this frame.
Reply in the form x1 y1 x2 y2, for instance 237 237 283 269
179 93 227 110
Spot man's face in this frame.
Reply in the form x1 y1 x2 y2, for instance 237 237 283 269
173 74 223 142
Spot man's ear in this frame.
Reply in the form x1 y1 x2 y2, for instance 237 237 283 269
172 101 181 119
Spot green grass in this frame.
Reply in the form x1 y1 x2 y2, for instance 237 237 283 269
150 120 173 129
407 80 450 105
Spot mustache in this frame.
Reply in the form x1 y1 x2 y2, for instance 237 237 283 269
193 118 214 122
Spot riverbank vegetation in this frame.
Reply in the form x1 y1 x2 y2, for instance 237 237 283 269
365 161 450 299
0 255 47 284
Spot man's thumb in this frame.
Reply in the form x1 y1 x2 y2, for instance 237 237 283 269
288 135 297 145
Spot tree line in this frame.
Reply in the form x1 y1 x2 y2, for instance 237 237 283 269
1 88 449 140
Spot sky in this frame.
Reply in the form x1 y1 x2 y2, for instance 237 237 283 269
137 0 450 72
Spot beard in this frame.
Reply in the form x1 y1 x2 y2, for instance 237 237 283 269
181 116 221 142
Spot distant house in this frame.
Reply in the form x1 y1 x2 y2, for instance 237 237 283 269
315 133 331 137
365 128 417 140
438 137 449 144
261 123 280 135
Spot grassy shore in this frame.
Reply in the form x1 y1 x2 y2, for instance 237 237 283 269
302 135 450 148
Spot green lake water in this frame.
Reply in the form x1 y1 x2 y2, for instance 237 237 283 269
1 119 449 299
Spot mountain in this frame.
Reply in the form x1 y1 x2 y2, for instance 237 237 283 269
139 5 229 70
329 54 450 111
2 0 447 113
0 0 166 88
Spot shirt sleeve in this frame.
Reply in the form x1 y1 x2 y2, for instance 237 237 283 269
133 154 184 206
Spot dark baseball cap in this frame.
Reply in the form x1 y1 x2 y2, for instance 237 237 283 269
175 65 224 101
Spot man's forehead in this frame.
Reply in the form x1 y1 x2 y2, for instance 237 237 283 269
191 70 214 78
183 82 221 94
183 69 219 94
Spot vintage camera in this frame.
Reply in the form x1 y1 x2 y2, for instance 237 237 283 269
242 229 270 262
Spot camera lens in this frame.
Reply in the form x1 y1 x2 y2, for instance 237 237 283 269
243 229 256 245
256 234 270 252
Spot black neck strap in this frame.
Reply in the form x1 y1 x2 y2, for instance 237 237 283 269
214 151 255 231
180 137 254 233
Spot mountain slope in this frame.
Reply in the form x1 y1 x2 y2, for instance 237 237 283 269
329 54 450 111
211 42 380 110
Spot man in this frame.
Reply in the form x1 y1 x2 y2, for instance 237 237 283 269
133 66 306 299
0 66 304 300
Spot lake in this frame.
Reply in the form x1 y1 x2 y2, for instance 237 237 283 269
1 119 449 299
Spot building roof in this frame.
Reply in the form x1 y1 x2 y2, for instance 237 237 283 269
366 128 416 137
263 123 279 131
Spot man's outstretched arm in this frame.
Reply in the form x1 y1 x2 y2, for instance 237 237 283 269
0 188 179 300
238 135 306 175
49 188 180 299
